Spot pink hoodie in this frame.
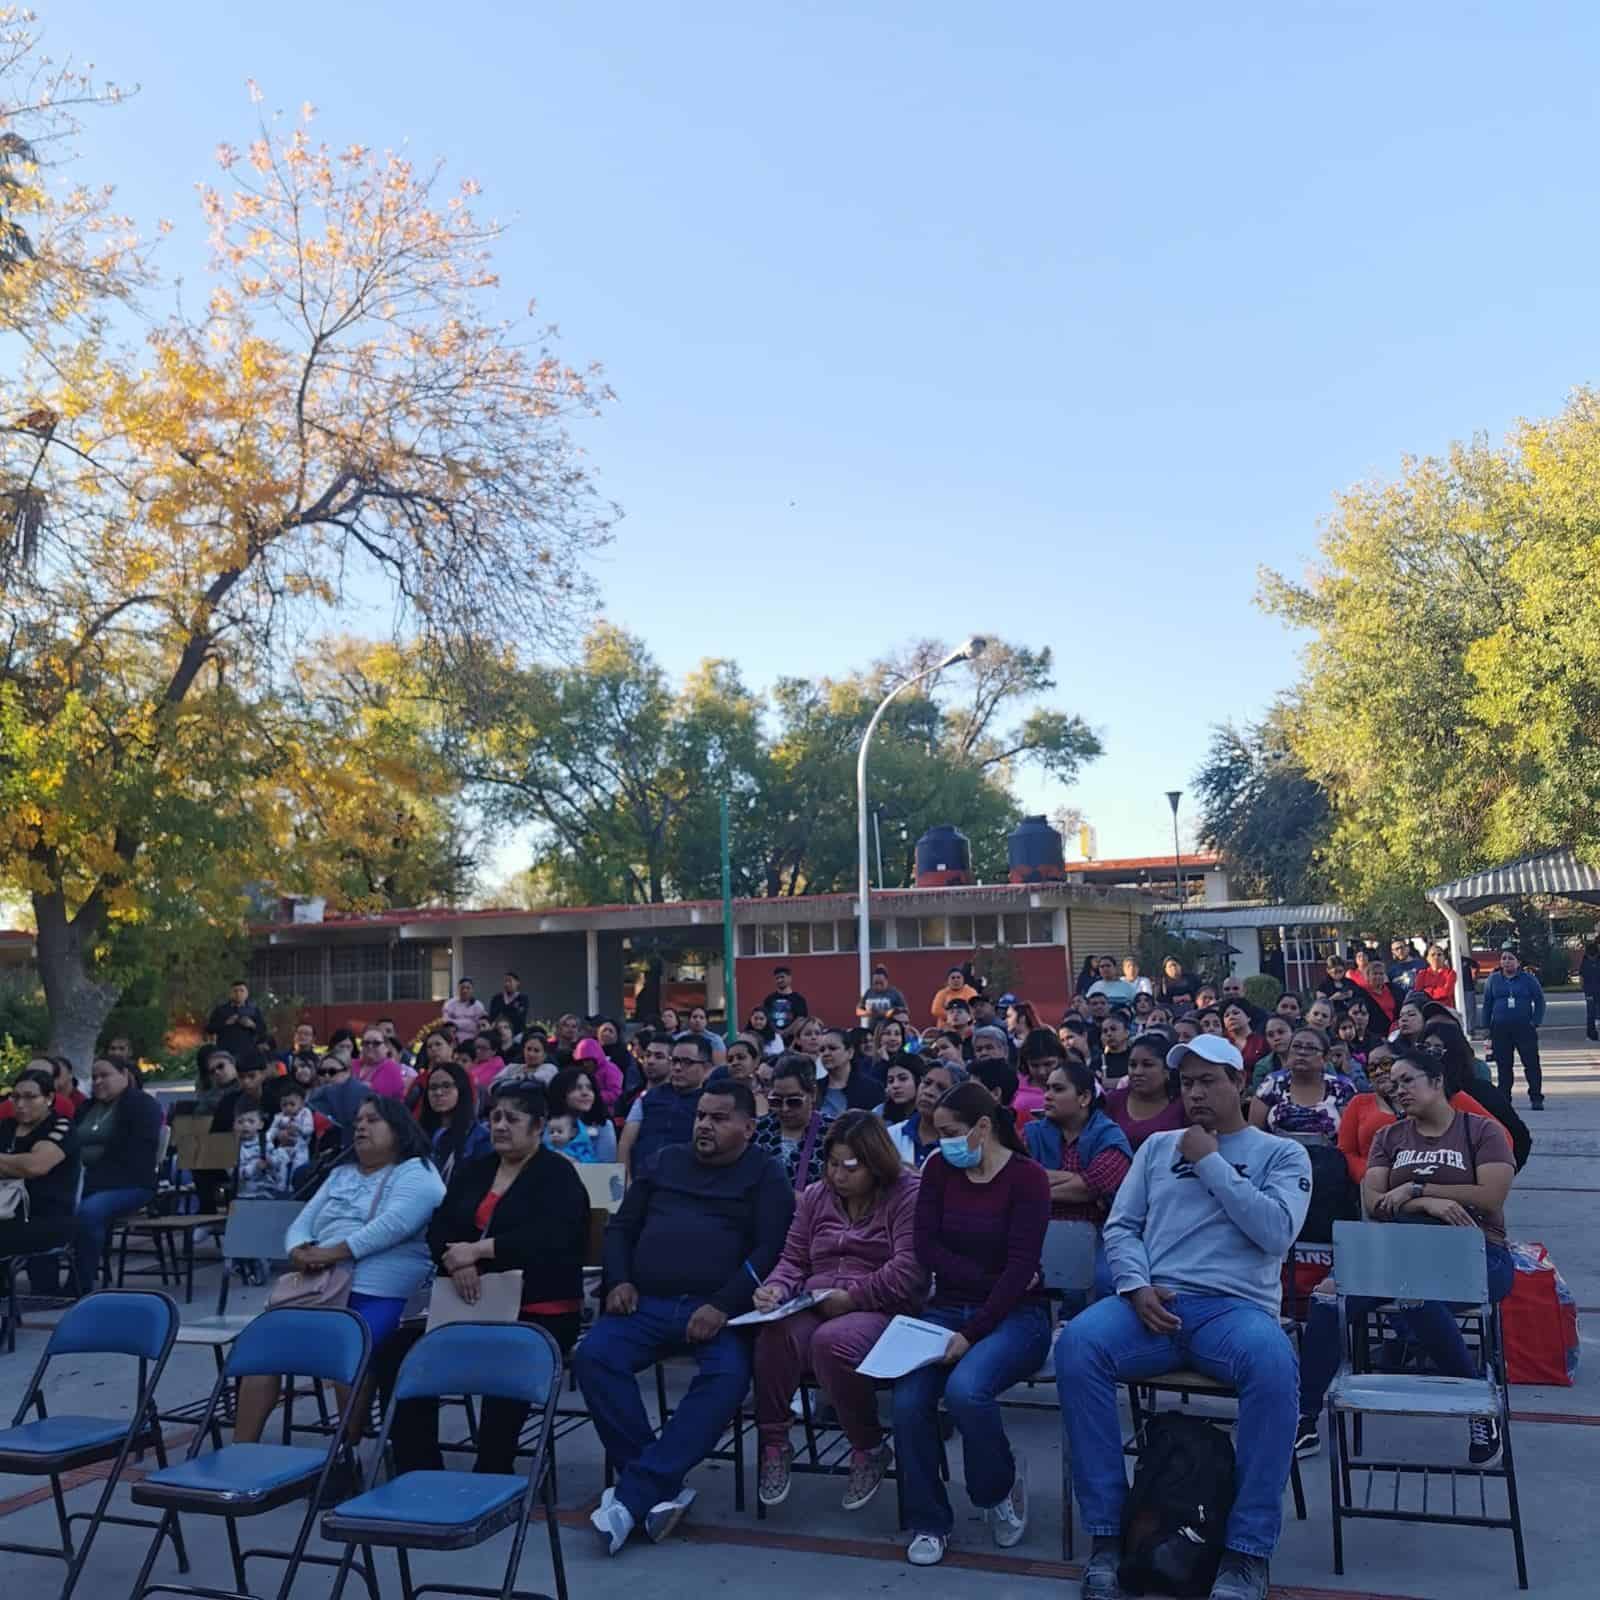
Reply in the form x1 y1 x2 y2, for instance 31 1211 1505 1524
574 1037 623 1106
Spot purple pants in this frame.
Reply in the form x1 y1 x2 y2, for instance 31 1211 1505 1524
754 1309 890 1453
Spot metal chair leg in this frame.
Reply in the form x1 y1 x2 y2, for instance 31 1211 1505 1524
1329 1407 1345 1575
544 1464 570 1600
147 1409 190 1574
1501 1408 1530 1589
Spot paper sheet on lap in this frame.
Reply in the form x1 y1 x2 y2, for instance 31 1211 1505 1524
856 1314 954 1378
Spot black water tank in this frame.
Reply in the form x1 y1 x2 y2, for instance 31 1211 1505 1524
1008 815 1066 883
915 824 974 887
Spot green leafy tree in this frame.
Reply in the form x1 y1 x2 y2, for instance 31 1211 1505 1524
1260 387 1600 933
1193 708 1331 903
465 629 1102 902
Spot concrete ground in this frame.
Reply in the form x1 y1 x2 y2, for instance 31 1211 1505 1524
2 1000 1595 1598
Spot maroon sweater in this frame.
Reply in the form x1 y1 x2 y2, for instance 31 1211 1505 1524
913 1151 1050 1343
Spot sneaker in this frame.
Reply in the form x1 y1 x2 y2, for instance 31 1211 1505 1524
1294 1415 1321 1457
1081 1537 1124 1600
644 1486 696 1543
589 1487 634 1556
1469 1416 1502 1466
906 1533 947 1566
1208 1549 1271 1600
989 1456 1028 1548
758 1444 793 1507
842 1443 890 1511
1529 1097 1545 1111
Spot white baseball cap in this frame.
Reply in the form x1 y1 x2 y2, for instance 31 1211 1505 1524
1166 1034 1244 1073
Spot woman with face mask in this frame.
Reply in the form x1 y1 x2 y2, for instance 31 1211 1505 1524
892 1082 1051 1567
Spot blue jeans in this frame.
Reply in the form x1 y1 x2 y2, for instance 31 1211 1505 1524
572 1293 752 1521
74 1187 154 1292
892 1301 1052 1536
1056 1292 1299 1559
1299 1241 1515 1416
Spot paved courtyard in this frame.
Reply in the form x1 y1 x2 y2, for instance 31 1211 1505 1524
2 1001 1595 1598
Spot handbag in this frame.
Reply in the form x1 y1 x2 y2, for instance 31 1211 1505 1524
0 1176 28 1221
425 1269 525 1330
267 1166 394 1309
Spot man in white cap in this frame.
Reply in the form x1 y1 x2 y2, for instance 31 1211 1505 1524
1054 1033 1311 1600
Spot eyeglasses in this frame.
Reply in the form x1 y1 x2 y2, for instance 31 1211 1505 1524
826 1156 861 1172
361 1038 384 1048
772 1094 811 1110
670 1056 701 1068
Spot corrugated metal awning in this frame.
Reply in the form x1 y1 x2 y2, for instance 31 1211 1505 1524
1160 903 1351 930
1428 848 1600 913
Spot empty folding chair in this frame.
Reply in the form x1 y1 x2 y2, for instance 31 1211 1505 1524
320 1321 568 1600
162 1201 306 1444
0 1289 187 1600
1325 1220 1528 1589
1038 1219 1099 1559
127 1305 375 1600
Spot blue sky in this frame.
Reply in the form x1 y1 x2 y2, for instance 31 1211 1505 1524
53 2 1600 865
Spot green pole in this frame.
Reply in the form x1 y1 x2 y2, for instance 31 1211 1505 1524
721 792 737 1032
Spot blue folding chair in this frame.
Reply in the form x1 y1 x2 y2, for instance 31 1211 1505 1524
1325 1221 1528 1589
321 1321 568 1600
128 1305 377 1600
0 1289 186 1600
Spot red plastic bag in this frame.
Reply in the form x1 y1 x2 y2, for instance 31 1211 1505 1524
1501 1242 1579 1387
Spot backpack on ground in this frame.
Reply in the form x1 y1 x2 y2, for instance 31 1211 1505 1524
1119 1412 1237 1597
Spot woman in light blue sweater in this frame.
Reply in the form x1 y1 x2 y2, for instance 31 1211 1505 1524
233 1096 445 1442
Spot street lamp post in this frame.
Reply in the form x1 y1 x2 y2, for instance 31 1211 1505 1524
1165 790 1184 918
857 638 988 1002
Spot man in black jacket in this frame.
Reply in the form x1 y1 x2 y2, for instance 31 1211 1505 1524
577 1081 794 1555
204 981 267 1063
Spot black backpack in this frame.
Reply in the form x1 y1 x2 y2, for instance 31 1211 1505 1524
1119 1413 1237 1597
1298 1142 1359 1244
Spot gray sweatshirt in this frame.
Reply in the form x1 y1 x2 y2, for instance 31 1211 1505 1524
1104 1126 1312 1315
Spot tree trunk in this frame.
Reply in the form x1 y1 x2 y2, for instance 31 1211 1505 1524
33 890 119 1071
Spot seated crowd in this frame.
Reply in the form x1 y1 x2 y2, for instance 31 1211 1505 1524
0 944 1530 1599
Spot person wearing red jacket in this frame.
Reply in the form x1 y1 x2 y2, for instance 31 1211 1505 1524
1349 957 1401 1027
1411 944 1459 1008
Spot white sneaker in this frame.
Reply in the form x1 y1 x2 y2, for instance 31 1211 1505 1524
907 1532 947 1566
644 1486 696 1543
589 1487 634 1555
990 1458 1028 1548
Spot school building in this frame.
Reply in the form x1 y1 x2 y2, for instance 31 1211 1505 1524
242 879 1157 1039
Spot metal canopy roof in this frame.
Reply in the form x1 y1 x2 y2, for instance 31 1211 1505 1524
1428 848 1600 913
1162 903 1350 930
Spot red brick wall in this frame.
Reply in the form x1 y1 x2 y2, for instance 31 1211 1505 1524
734 946 1070 1031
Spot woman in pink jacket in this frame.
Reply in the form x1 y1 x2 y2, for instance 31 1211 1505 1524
753 1109 927 1515
572 1037 623 1106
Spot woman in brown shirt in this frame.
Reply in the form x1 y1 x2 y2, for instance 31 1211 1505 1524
1293 1048 1516 1465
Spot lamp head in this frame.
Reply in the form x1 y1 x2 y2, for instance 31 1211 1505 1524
942 636 988 669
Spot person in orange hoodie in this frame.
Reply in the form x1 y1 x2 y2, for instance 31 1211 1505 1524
928 965 978 1026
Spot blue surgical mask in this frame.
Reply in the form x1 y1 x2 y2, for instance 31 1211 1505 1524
939 1132 982 1169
